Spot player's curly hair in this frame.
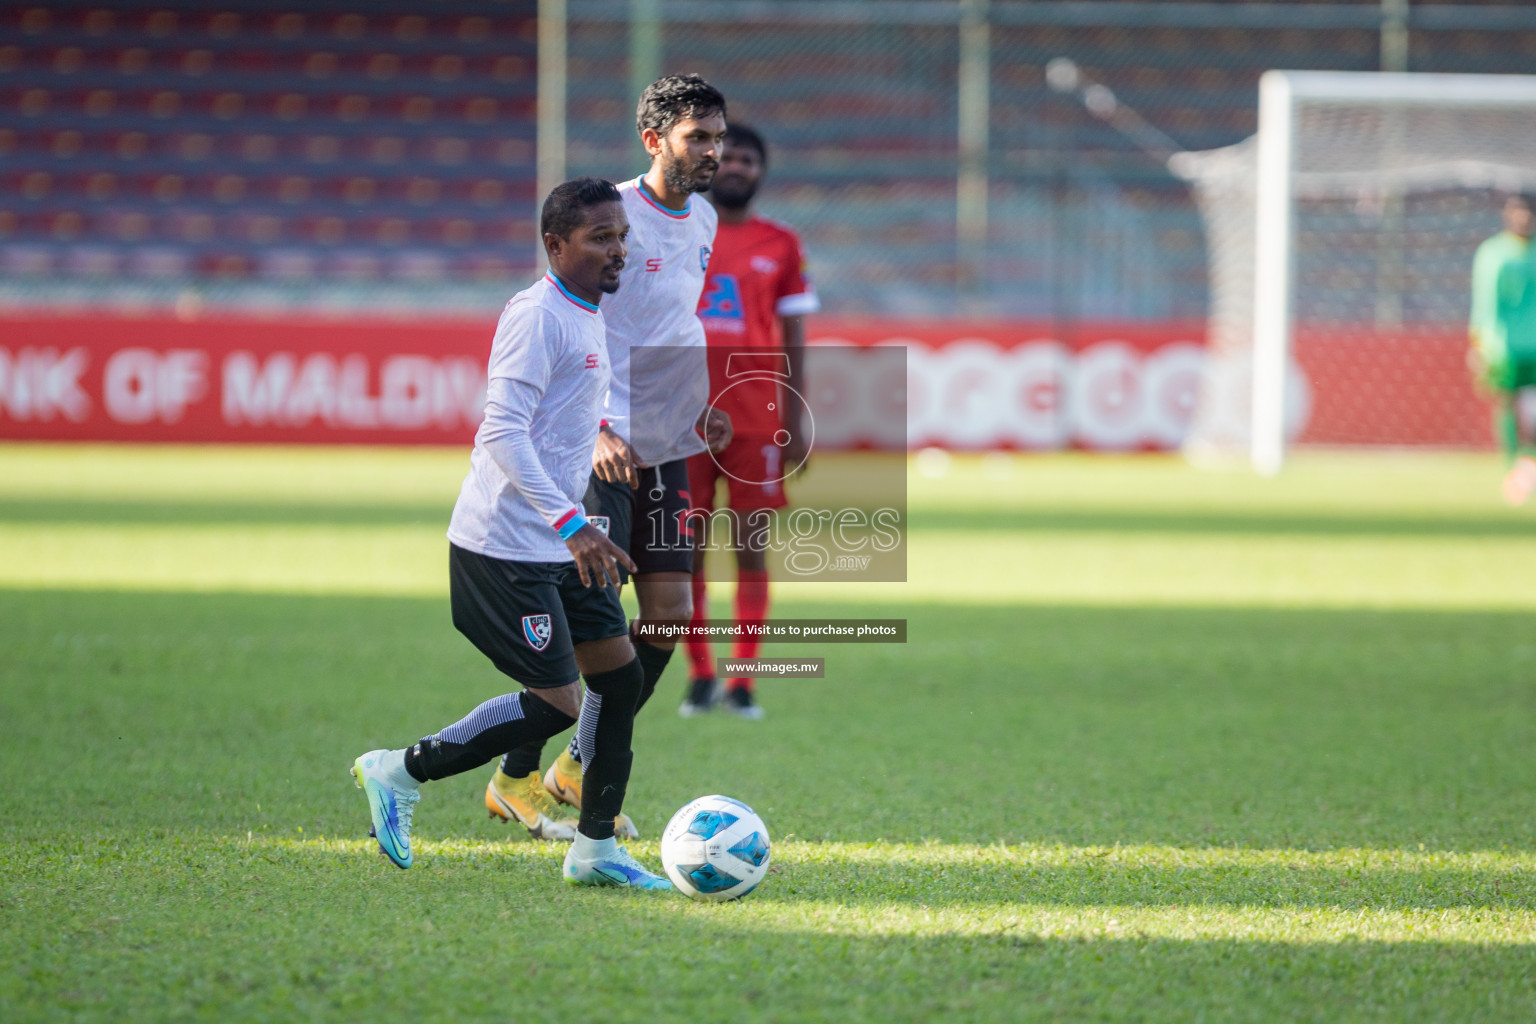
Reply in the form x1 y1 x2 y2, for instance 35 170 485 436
541 177 621 240
635 73 726 138
724 123 767 167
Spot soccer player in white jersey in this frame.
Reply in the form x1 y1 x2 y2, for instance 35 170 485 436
350 178 672 889
486 76 733 839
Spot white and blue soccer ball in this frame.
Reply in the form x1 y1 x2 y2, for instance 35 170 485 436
660 795 771 901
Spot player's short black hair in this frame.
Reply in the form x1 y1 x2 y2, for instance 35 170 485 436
540 177 622 240
1506 192 1536 209
723 123 767 167
636 73 726 138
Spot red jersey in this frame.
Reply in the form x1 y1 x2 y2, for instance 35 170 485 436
696 215 819 438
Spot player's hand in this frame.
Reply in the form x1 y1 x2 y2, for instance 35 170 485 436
565 523 636 588
592 424 640 489
699 406 733 454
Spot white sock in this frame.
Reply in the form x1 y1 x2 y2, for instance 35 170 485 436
572 832 618 857
382 749 419 791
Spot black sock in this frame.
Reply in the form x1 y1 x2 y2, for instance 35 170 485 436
500 738 545 779
566 641 670 766
403 745 429 783
574 658 644 840
632 639 673 714
411 691 576 781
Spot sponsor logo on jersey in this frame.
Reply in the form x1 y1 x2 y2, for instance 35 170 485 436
589 516 610 536
645 258 663 272
750 255 779 275
522 614 553 651
585 354 600 369
698 274 743 320
700 245 712 271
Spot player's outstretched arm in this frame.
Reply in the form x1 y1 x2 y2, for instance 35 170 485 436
566 524 637 588
698 406 733 454
593 422 641 488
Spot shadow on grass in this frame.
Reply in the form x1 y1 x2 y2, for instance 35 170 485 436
908 507 1536 538
4 498 1534 538
11 835 1536 1021
6 589 1536 857
0 497 453 527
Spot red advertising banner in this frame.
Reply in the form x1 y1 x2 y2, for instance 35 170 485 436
0 315 491 444
0 314 1494 450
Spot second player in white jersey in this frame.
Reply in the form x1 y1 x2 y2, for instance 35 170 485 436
599 176 719 467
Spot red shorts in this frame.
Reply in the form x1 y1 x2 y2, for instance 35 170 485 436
686 436 792 513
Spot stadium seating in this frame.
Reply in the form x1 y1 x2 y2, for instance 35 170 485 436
3 3 1534 317
0 2 537 290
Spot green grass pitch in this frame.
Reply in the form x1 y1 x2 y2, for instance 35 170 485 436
4 444 1536 1021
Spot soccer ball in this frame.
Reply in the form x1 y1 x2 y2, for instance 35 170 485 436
659 795 771 901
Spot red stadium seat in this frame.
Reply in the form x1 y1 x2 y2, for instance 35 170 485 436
400 95 434 123
429 137 468 165
462 97 496 124
333 14 367 41
236 213 283 244
144 10 177 38
341 176 376 205
210 92 245 119
82 9 114 36
367 53 401 80
275 176 312 204
19 87 49 116
202 252 253 278
208 12 242 41
84 172 116 201
50 129 83 158
115 47 149 75
51 210 84 240
272 13 305 41
274 93 309 120
212 175 246 204
240 134 277 162
458 17 491 43
393 16 428 43
336 94 370 121
305 214 348 245
21 170 52 200
438 218 475 246
367 216 413 245
152 175 185 202
52 46 85 74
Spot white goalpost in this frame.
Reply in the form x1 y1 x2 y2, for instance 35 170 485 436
1174 71 1536 474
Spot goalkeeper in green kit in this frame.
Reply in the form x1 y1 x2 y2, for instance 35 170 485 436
1470 194 1536 505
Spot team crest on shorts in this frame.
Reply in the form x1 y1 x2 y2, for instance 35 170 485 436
699 245 711 271
589 516 610 536
522 614 553 651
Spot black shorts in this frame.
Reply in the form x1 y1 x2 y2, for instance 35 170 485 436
448 543 629 688
584 458 695 580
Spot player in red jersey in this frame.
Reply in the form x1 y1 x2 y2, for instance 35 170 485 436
683 124 819 719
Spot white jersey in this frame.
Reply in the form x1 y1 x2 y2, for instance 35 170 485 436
447 274 610 563
601 176 719 466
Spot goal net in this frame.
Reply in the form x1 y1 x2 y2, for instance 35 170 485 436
1172 71 1536 472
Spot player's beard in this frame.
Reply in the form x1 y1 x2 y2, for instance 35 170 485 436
661 141 717 195
709 174 758 211
599 260 623 293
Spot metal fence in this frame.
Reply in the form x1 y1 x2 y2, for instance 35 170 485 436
5 1 1536 321
551 0 1536 322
